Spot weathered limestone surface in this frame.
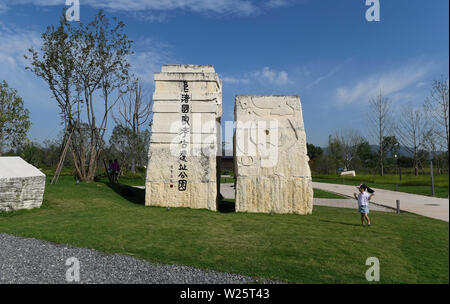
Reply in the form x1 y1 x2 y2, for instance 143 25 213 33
234 95 313 214
0 157 46 211
145 65 222 211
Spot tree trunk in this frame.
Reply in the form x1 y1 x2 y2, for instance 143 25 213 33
130 156 136 174
72 150 83 180
445 107 449 156
379 123 384 176
413 148 418 176
71 137 89 181
87 145 98 181
379 147 384 176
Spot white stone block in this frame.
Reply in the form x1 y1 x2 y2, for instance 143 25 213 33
145 65 222 211
0 157 46 211
341 170 356 176
234 95 313 214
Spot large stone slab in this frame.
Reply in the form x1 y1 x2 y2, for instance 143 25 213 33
145 65 222 211
234 95 313 214
0 157 46 211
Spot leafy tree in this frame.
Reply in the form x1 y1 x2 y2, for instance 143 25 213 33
17 142 43 167
108 125 150 173
327 135 344 172
382 136 400 158
315 154 334 175
327 129 363 171
26 11 132 181
6 134 75 169
0 81 31 155
381 135 400 173
398 155 413 168
356 141 376 170
41 138 61 167
307 143 323 160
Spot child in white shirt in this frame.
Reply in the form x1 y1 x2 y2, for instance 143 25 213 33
353 184 374 226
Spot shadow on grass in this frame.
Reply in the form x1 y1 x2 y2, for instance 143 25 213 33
103 182 237 213
218 199 235 213
103 181 145 206
319 219 362 227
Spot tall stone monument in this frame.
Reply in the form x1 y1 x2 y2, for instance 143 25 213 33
145 65 222 211
0 156 46 211
234 95 313 214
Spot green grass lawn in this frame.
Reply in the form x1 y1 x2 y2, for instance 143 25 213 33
0 176 448 283
220 177 235 184
313 189 347 199
313 174 449 198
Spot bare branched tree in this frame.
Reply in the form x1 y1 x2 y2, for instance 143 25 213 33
367 90 393 176
331 128 364 171
423 75 449 156
112 80 152 173
397 105 427 176
422 127 443 174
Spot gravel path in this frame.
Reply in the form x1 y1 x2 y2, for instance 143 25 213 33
0 233 276 284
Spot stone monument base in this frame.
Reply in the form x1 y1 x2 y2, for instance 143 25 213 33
235 176 313 214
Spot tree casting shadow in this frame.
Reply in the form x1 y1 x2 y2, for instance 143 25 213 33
104 181 236 212
104 181 145 206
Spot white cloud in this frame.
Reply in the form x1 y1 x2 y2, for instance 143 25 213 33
265 0 297 8
0 21 172 87
0 0 300 16
128 11 169 23
222 76 250 85
0 23 50 101
129 38 176 85
0 22 59 142
252 66 290 85
223 66 291 87
335 60 435 105
0 1 8 13
0 23 41 74
305 62 346 89
416 81 427 88
131 52 173 85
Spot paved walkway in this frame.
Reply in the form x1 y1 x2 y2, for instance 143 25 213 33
136 183 447 220
220 183 236 199
312 182 449 222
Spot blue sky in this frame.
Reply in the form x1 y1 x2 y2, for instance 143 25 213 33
0 0 448 148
